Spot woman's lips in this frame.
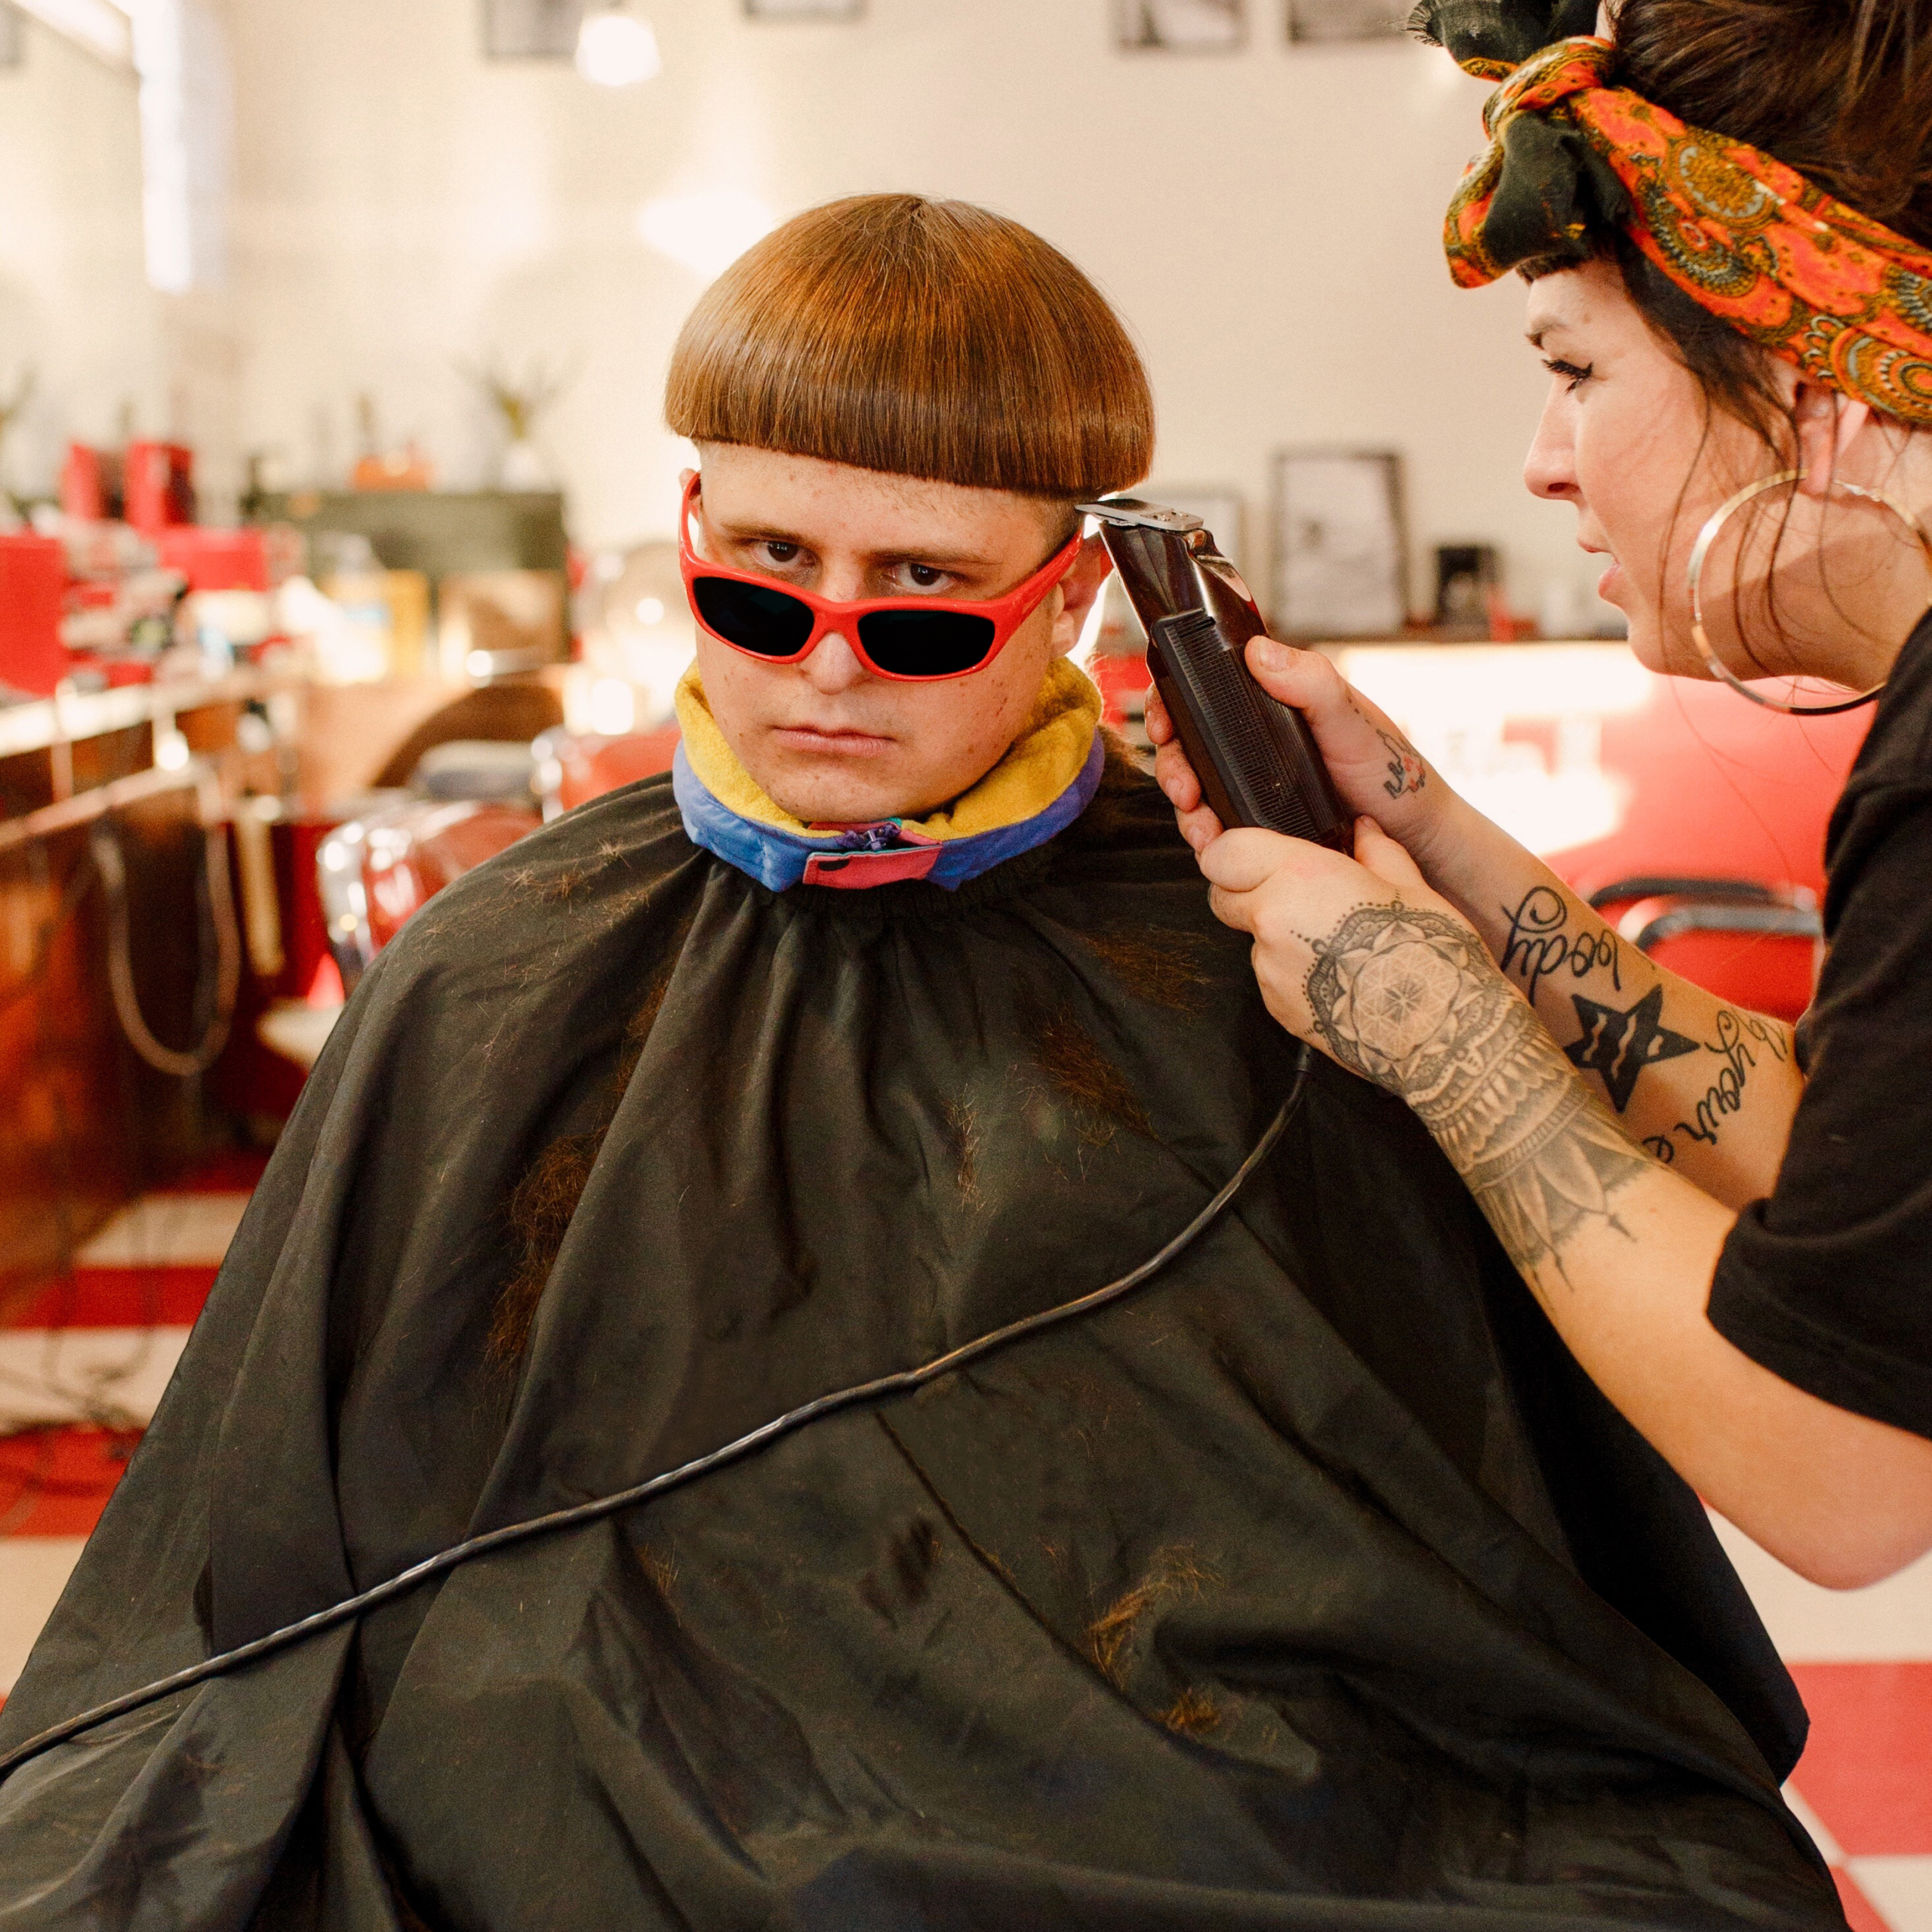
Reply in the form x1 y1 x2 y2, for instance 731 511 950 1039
770 724 895 756
1596 558 1625 606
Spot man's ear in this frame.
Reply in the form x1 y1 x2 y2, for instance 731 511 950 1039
1048 535 1115 658
1794 386 1875 499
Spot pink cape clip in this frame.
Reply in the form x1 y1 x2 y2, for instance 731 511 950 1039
801 843 943 888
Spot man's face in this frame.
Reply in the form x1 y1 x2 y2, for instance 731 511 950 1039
685 445 1112 824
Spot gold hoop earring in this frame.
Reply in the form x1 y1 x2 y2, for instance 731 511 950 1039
1686 468 1932 717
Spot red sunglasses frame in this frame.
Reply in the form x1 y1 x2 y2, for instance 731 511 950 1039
677 474 1088 683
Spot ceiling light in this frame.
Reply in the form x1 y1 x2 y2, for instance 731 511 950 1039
635 189 777 281
575 5 660 88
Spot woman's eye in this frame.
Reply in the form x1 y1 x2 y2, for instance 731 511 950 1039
1543 358 1595 393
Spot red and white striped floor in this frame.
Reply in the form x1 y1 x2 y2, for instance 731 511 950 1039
3 1171 1929 1923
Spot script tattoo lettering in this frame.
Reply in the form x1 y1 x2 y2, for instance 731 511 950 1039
1672 1009 1792 1149
1304 902 1649 1284
1564 985 1700 1113
1498 886 1623 1005
1376 729 1428 799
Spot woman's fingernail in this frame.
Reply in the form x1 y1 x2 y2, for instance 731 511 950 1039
1251 638 1287 670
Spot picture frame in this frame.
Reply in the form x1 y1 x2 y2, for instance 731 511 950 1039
481 0 583 60
1271 449 1408 639
1287 0 1407 43
743 0 865 19
1114 0 1245 52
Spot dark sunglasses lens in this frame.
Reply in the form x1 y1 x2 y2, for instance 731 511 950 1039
857 609 998 678
693 576 816 658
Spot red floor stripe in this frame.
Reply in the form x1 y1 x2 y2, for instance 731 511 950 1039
0 1426 137 1538
6 1267 217 1331
1789 1662 1932 1857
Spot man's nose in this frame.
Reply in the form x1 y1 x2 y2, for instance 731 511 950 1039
803 630 870 694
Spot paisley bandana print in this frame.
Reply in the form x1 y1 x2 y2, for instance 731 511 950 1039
1439 34 1932 427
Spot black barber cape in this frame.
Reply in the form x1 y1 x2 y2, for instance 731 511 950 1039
0 756 1840 1930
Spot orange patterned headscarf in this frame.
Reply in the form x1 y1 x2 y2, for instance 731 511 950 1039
1432 31 1932 427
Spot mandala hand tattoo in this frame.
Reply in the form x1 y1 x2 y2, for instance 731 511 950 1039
1304 903 1651 1284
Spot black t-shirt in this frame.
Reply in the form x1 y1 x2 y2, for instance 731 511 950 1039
1709 605 1932 1439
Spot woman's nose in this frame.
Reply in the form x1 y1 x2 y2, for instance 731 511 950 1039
1524 395 1580 503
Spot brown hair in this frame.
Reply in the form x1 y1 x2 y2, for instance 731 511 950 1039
1602 0 1932 439
664 194 1154 501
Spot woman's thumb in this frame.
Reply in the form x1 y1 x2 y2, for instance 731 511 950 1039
1353 817 1429 893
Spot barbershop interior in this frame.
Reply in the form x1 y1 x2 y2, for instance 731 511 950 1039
2 0 1930 1919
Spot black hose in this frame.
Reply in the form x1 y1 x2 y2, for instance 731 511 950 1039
0 1050 1309 1786
91 811 241 1081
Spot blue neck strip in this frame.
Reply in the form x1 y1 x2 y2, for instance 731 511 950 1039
672 733 1106 894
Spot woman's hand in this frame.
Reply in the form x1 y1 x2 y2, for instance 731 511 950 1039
1198 814 1494 1081
1147 637 1451 864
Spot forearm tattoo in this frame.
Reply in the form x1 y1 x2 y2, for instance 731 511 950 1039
1499 886 1623 1004
1497 886 1788 1135
1644 1008 1791 1164
1564 986 1698 1112
1376 729 1428 799
1305 902 1651 1282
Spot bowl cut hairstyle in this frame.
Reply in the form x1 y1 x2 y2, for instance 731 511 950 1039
665 195 1155 503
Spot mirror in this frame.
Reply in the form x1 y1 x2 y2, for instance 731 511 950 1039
0 7 163 515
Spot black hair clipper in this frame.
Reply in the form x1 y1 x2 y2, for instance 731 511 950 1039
1078 497 1352 851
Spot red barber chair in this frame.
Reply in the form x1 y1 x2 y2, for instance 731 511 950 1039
534 724 681 820
1584 876 1821 1023
1543 673 1869 1023
319 798 540 992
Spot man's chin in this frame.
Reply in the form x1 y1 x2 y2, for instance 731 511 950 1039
753 758 925 827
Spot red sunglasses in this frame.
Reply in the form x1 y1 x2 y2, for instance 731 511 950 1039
678 474 1087 682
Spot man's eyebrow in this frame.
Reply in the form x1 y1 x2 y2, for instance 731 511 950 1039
708 515 996 569
709 514 808 545
863 543 999 570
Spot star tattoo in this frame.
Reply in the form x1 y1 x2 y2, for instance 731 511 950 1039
1565 985 1699 1113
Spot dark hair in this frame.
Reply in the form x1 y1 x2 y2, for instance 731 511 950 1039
665 194 1154 502
1603 0 1932 438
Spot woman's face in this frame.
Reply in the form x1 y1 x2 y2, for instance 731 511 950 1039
1521 258 1758 677
1522 258 1931 688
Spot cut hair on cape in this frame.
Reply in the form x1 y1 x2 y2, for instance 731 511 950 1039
665 193 1155 501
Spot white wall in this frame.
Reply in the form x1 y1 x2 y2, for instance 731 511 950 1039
214 1 1592 617
0 18 167 496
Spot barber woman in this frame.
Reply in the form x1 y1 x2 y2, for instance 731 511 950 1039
1152 0 1932 1589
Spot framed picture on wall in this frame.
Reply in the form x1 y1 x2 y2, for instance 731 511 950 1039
0 4 23 68
744 0 864 17
481 0 583 59
1271 449 1408 638
1287 0 1406 42
1115 0 1246 51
